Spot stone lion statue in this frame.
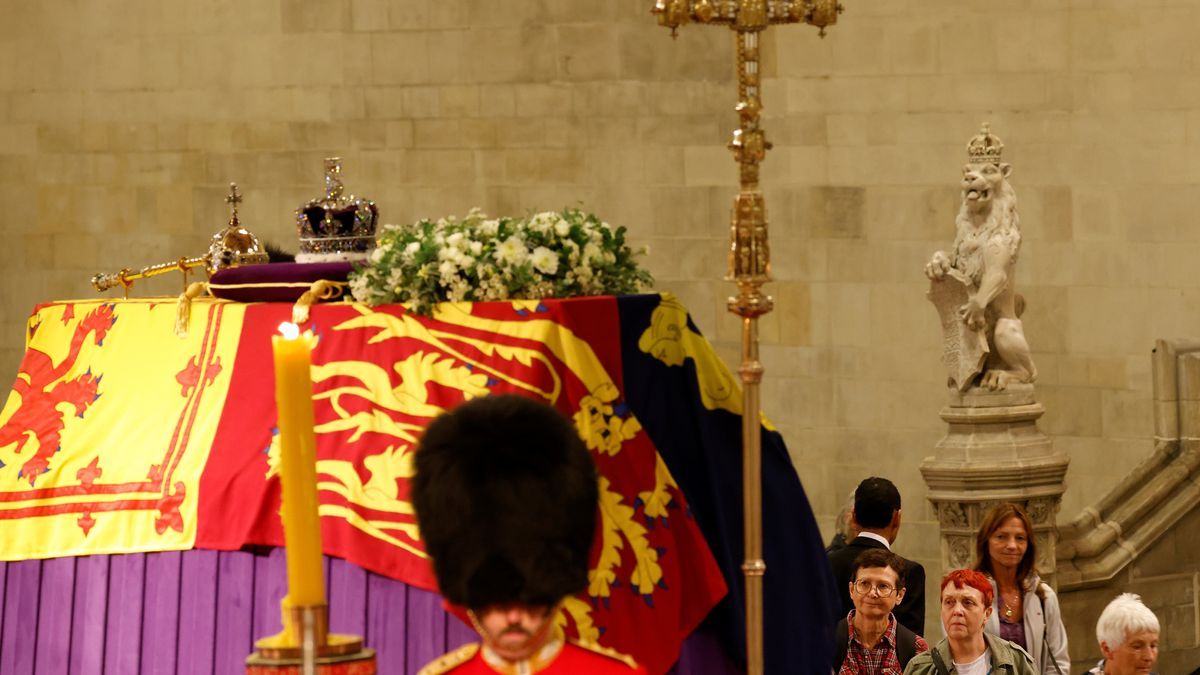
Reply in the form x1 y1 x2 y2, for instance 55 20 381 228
925 124 1036 391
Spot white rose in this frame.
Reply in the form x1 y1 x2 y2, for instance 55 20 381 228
554 217 571 237
480 219 500 236
528 212 556 233
494 236 528 265
583 242 603 264
469 241 483 256
447 278 470 302
349 274 371 302
530 246 559 275
369 247 386 264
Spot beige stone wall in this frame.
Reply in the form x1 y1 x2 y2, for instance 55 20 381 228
3 0 1200 659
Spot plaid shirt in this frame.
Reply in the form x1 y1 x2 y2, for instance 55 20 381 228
839 611 930 675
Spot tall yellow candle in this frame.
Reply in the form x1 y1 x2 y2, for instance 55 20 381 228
271 321 326 609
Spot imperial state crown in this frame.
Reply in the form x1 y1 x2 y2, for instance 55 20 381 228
295 157 378 263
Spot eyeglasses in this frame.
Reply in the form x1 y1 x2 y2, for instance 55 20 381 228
853 580 897 597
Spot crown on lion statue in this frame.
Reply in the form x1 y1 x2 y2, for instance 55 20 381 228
295 157 378 263
966 123 1004 165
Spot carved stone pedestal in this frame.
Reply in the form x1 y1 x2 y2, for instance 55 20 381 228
920 384 1070 584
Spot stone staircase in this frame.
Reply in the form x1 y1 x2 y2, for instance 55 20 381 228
1055 338 1200 672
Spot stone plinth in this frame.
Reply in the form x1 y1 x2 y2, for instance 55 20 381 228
920 384 1070 583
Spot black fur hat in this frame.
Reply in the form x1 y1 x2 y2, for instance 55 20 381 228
412 394 599 609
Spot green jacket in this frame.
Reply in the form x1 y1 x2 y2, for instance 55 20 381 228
903 632 1037 675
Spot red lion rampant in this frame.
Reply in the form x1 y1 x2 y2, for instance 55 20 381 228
0 305 115 486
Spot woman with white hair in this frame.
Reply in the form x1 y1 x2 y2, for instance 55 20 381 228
1086 593 1159 675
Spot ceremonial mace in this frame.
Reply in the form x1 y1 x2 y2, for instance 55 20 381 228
650 2 841 673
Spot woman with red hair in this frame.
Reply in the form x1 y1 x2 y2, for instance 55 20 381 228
973 503 1070 675
903 570 1036 675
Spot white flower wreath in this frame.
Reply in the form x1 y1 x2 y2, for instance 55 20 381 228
348 207 653 315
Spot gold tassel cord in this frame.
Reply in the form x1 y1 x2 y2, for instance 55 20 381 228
175 282 210 338
292 280 348 325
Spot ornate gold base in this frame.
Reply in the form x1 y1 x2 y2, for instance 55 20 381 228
250 604 365 660
245 647 376 674
252 634 366 661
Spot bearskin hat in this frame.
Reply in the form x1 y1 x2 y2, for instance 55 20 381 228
412 394 599 610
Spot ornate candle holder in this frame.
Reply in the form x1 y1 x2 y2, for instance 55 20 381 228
247 324 375 674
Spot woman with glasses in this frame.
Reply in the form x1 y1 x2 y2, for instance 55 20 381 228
834 549 929 674
973 503 1070 675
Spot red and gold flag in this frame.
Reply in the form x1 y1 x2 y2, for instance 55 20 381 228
0 296 722 674
0 299 239 557
194 297 724 673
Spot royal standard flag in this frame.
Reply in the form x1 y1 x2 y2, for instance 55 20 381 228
0 295 728 674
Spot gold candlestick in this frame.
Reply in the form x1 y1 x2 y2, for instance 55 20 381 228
650 2 842 674
248 323 374 673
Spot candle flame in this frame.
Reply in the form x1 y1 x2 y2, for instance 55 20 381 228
278 322 300 340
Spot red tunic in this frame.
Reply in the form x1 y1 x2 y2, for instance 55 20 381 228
418 639 648 675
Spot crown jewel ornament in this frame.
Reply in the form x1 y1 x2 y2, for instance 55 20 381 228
208 182 270 274
966 123 1004 164
91 182 269 295
295 158 378 263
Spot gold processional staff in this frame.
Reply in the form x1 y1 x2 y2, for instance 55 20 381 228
649 2 841 674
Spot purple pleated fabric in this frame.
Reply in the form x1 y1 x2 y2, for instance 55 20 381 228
0 551 739 674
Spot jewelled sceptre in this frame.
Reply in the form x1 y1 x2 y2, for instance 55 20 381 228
649 2 841 674
90 183 269 297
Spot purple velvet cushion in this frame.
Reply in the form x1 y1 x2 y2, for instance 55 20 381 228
208 262 354 303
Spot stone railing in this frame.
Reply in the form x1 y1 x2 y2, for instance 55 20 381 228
1055 339 1200 590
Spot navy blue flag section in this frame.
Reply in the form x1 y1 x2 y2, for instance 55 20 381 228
618 293 840 674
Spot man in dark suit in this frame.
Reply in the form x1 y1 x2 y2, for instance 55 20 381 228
827 477 926 637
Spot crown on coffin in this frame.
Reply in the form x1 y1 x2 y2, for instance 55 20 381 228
295 157 378 263
966 123 1004 165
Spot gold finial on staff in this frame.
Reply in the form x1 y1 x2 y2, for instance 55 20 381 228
650 2 842 674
